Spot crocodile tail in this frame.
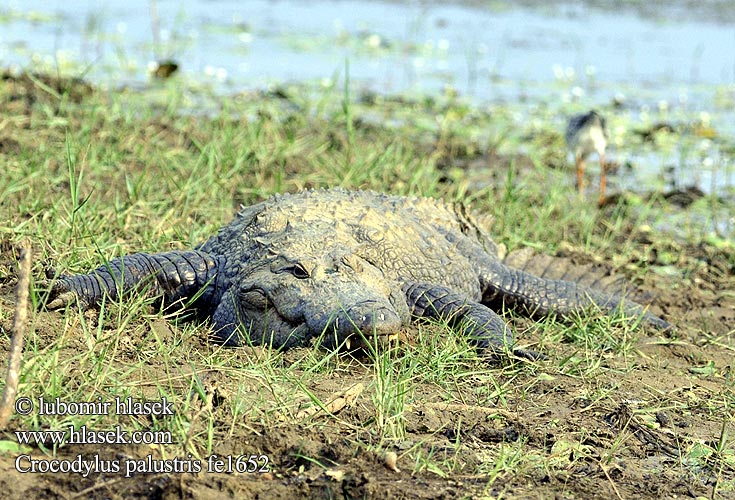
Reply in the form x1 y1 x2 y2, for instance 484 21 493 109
483 251 670 331
502 247 642 301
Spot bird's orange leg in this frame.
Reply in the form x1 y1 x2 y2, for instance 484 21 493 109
597 153 607 206
576 155 586 198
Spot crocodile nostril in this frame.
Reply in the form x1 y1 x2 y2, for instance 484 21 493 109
341 304 402 336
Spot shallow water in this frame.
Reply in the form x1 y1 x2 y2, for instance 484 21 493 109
1 0 733 233
3 1 734 100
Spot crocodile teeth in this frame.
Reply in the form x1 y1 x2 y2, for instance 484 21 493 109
378 313 385 321
345 337 351 349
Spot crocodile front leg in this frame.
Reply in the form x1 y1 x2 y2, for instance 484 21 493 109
402 282 537 360
46 250 224 312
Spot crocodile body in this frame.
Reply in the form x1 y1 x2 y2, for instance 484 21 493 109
47 188 670 358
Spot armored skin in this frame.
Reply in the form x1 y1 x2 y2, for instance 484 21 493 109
46 188 670 358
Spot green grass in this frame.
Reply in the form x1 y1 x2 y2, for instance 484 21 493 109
0 74 733 499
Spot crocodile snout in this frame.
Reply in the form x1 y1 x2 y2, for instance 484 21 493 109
312 301 403 349
344 303 403 336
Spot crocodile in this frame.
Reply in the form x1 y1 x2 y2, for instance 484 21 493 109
45 188 670 359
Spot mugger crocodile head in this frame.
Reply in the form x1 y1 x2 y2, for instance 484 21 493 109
211 248 411 350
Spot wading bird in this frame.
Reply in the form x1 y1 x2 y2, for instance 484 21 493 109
566 110 608 205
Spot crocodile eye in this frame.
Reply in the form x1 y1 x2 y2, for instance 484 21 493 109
281 264 309 279
289 264 310 279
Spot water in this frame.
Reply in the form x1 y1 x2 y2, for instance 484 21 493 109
3 1 734 98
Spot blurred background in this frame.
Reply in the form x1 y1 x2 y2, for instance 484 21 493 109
1 0 734 233
3 1 734 103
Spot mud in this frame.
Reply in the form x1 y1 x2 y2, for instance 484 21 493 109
0 74 733 499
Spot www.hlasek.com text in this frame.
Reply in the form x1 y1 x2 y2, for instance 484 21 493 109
16 425 172 446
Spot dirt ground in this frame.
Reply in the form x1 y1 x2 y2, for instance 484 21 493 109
0 73 734 499
2 243 733 499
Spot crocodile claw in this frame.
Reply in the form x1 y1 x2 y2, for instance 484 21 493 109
39 278 81 310
512 347 546 361
482 346 545 364
46 289 79 310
